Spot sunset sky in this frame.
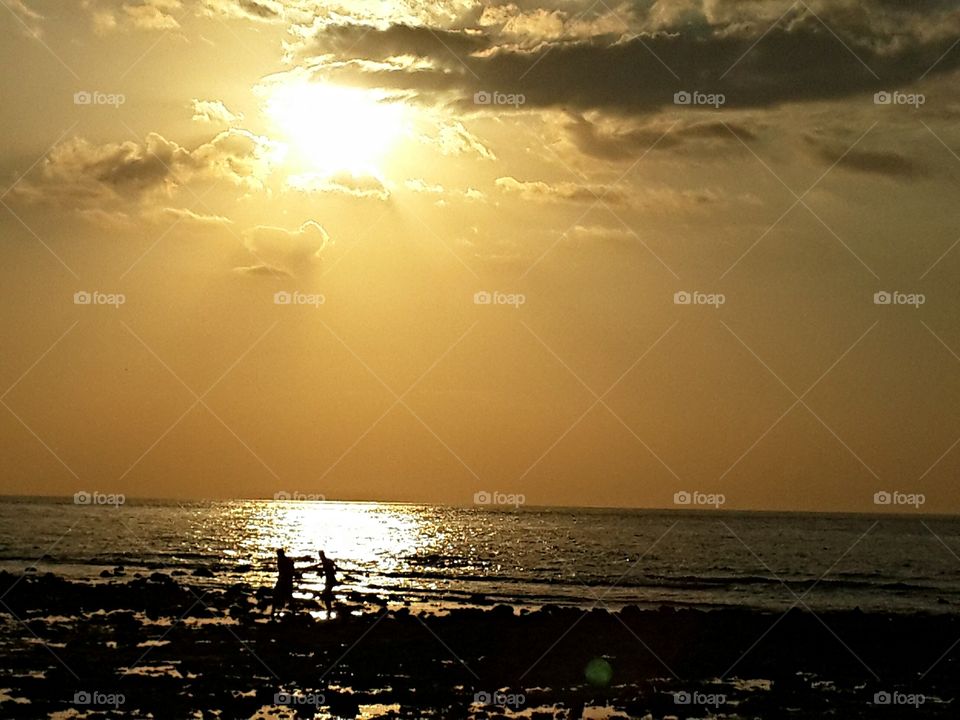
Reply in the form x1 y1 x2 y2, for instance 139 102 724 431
2 0 960 512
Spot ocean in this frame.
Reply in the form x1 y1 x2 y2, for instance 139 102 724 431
1 496 958 614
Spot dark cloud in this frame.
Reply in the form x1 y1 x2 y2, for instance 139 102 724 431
565 113 759 160
300 6 960 115
12 130 280 207
236 0 281 20
804 135 926 179
316 22 486 61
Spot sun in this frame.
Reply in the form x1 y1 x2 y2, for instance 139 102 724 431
265 81 406 177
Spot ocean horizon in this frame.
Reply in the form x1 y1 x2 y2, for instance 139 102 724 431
4 496 959 616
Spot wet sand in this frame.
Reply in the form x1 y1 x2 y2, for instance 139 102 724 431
1 571 957 718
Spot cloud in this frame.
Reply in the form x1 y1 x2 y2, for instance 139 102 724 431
565 113 758 160
495 176 628 204
563 224 638 247
191 99 243 124
309 22 486 64
200 0 283 22
84 0 286 32
402 178 487 203
234 264 291 277
433 122 496 159
297 5 960 115
123 0 181 30
404 178 445 194
76 208 135 231
495 175 725 209
476 2 627 46
804 134 926 179
286 172 390 200
13 129 281 208
240 220 330 276
148 207 235 226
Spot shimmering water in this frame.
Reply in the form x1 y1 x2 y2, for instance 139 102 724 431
1 497 959 613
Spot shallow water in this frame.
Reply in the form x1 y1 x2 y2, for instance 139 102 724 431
1 497 958 613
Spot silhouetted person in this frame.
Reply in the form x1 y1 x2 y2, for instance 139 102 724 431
272 548 299 616
319 550 338 591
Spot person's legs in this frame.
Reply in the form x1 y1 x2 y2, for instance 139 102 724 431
272 582 286 615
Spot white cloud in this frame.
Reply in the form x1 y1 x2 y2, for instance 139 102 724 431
191 99 243 124
240 220 330 276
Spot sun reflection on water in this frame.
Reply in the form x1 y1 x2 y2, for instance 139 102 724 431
245 501 427 593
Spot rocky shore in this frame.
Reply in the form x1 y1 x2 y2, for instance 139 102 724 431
1 571 957 718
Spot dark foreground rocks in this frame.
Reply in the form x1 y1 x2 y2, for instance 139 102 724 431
0 571 957 718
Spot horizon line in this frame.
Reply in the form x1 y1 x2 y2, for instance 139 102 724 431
1 493 957 519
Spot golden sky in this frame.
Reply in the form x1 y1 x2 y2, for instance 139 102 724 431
2 0 960 512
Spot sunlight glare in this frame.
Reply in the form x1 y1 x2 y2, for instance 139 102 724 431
265 81 405 177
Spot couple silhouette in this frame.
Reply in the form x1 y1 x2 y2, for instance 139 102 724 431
272 548 339 616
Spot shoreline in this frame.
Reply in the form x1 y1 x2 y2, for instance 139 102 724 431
1 572 957 718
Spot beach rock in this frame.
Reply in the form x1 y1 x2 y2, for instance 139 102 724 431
4 572 960 719
192 567 214 578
